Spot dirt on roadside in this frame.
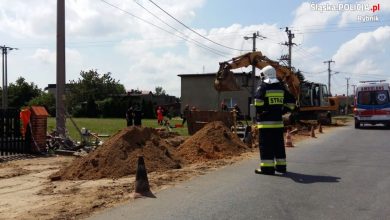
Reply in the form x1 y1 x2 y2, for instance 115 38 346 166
0 121 344 220
51 126 182 180
175 121 248 163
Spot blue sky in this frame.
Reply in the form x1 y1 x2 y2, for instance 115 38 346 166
0 0 389 97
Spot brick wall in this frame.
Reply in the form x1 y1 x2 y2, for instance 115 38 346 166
30 106 49 152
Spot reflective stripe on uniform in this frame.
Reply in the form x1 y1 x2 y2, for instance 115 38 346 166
275 158 287 166
265 90 284 97
266 90 284 105
256 121 284 129
260 160 275 167
254 99 264 106
284 103 296 110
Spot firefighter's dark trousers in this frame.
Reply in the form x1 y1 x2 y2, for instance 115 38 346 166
258 128 286 173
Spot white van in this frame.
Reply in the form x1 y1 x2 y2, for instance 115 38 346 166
354 80 390 128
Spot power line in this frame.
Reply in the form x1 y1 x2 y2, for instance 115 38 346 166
147 0 250 52
300 70 328 75
293 47 322 63
132 0 231 56
99 0 229 57
12 31 283 49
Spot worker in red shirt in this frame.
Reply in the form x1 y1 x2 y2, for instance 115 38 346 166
157 106 164 125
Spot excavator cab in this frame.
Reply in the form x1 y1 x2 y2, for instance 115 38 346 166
299 82 330 107
214 62 241 91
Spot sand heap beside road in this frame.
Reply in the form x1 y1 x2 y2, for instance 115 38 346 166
175 121 248 163
51 127 181 180
51 121 247 180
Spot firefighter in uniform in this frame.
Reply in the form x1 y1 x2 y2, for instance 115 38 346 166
254 65 296 175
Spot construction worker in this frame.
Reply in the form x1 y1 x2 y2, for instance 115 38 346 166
181 104 190 126
134 104 142 126
233 104 242 120
221 102 228 112
157 106 164 125
125 106 134 126
254 65 296 175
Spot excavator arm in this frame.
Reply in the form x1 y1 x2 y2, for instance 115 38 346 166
214 52 301 100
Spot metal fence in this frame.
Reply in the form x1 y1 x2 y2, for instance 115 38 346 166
0 108 31 156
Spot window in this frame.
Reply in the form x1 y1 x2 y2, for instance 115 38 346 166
358 91 389 105
223 98 235 108
300 86 312 106
321 85 329 97
358 91 371 105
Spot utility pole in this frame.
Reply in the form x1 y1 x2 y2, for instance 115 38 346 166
324 59 335 96
281 27 296 70
346 77 350 115
56 0 66 137
1 45 18 108
351 84 356 95
244 32 265 100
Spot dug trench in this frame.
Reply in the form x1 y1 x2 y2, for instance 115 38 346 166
0 120 345 219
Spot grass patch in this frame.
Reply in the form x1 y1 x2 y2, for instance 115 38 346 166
47 117 189 141
333 115 354 119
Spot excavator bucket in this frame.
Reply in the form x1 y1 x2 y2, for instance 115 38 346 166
214 64 241 91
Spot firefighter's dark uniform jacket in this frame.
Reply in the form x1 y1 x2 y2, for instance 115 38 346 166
254 81 296 173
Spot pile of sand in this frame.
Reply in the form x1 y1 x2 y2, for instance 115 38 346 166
175 121 248 163
51 121 248 180
51 127 181 180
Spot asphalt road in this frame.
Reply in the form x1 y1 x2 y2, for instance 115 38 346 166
89 124 390 220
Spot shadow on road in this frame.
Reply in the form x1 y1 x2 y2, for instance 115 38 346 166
280 171 341 184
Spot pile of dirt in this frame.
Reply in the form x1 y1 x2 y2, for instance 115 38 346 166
51 127 181 180
175 121 248 163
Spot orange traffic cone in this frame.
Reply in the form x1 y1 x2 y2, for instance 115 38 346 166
310 125 316 138
318 123 323 133
285 128 294 148
133 156 156 199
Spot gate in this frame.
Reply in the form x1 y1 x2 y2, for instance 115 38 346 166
0 108 31 156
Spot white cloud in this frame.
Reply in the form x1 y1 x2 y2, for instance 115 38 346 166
332 26 390 92
32 49 55 64
32 48 82 65
114 23 286 96
333 26 390 66
3 0 389 98
0 0 56 38
0 0 205 39
291 0 340 32
66 48 83 65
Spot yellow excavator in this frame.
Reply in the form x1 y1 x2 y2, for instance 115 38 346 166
214 51 339 124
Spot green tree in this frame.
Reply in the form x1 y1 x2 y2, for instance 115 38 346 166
154 86 166 96
7 77 41 108
67 70 126 116
28 92 56 116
